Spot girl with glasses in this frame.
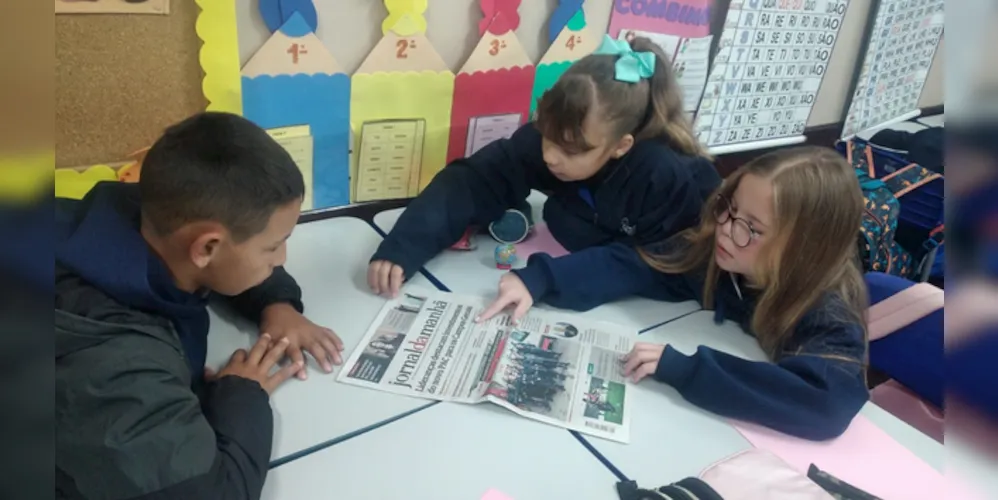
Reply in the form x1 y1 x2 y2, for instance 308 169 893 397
477 146 869 440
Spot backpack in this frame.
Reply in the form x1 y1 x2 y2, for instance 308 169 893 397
839 139 944 281
616 449 881 500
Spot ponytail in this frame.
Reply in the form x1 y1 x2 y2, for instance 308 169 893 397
535 35 710 160
628 37 710 159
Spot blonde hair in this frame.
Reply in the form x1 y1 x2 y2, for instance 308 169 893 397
535 36 710 160
640 146 868 358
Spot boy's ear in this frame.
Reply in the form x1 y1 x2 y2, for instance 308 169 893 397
612 134 635 159
189 227 226 269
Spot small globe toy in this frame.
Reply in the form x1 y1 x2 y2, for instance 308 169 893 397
494 243 517 270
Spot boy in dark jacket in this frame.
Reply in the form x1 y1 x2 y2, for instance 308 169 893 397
55 112 343 499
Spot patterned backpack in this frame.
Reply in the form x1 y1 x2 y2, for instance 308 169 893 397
841 139 944 281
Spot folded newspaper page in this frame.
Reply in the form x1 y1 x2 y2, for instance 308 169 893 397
337 286 636 443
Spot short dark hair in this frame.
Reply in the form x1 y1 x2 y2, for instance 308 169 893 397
139 112 305 241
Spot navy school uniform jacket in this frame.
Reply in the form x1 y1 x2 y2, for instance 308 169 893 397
371 123 721 279
512 242 870 440
55 182 304 499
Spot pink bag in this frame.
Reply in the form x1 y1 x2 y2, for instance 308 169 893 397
616 449 880 500
866 282 943 342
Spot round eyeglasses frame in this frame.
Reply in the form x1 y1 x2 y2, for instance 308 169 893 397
713 195 761 248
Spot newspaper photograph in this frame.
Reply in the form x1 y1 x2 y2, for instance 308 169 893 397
337 286 636 443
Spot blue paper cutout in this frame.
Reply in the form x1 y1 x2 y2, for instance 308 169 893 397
259 0 318 34
242 73 351 208
549 0 584 43
278 11 312 37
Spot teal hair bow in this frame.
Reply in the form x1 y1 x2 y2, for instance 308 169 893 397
593 34 656 83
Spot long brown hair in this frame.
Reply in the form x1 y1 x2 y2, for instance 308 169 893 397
535 36 709 159
640 146 868 358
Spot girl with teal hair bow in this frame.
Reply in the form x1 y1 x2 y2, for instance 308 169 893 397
368 33 719 302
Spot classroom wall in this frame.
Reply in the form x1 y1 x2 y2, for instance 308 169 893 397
55 0 205 168
57 0 944 167
235 0 944 128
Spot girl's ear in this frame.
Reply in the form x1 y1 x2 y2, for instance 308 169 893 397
612 134 635 158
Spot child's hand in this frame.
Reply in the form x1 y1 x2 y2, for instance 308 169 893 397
476 273 534 324
214 334 303 395
621 342 667 383
260 303 344 379
368 260 405 298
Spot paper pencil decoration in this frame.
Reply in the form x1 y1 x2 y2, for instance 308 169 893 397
259 0 317 34
531 9 598 114
446 0 534 163
548 0 584 43
350 0 455 202
195 0 241 114
241 11 351 209
54 165 118 200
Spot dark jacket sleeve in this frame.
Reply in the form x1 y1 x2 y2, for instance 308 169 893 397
653 309 869 440
629 151 720 246
222 266 304 323
512 242 697 311
372 124 557 279
56 346 274 500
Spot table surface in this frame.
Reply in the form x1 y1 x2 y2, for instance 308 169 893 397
261 402 621 500
203 121 957 494
205 217 444 462
372 191 700 333
584 311 944 486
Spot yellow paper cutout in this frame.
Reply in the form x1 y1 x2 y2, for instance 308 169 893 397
196 0 242 114
383 0 428 36
350 71 454 200
0 152 55 203
266 125 315 210
354 119 426 202
54 165 118 200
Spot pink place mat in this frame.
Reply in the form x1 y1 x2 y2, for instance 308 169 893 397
515 223 569 259
480 488 514 500
730 414 943 499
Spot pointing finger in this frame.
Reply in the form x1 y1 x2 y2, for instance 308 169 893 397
476 295 513 323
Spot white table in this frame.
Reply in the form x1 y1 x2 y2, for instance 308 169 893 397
579 312 755 486
205 217 444 462
261 402 621 500
372 191 700 333
585 311 944 486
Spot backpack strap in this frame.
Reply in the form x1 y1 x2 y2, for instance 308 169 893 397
866 282 944 341
881 163 943 198
921 224 945 254
864 144 875 178
846 140 877 179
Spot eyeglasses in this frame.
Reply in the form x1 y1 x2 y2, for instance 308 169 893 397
713 195 760 248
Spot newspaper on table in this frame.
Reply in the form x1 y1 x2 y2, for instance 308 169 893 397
337 286 636 443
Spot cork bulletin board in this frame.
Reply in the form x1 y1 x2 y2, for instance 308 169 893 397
55 0 204 167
